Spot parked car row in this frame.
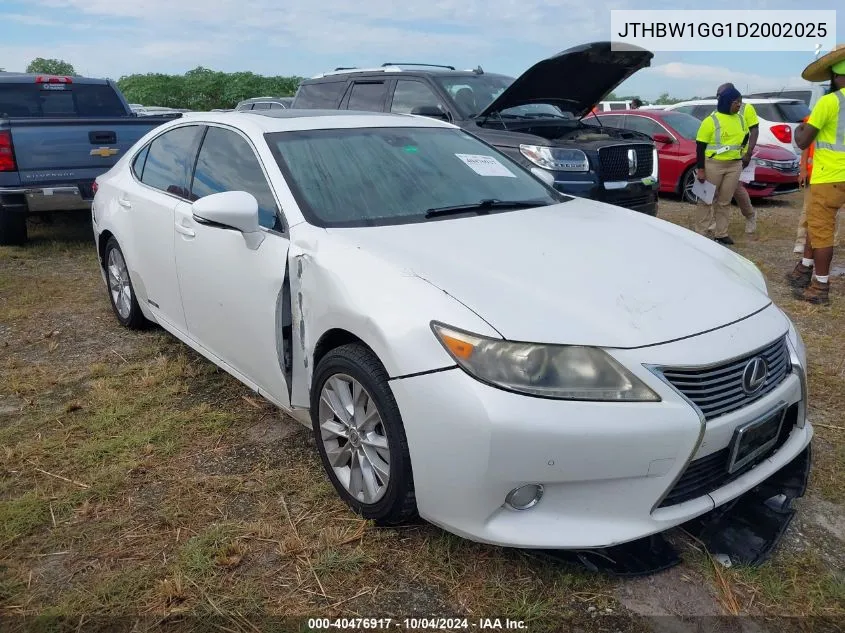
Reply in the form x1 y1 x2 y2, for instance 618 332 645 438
584 109 800 203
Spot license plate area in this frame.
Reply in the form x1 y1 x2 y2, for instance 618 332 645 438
727 404 787 474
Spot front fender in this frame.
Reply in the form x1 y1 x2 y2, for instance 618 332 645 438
287 225 501 409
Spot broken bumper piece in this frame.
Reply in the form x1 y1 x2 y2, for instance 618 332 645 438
523 444 812 577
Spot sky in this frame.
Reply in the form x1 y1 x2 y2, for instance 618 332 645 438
0 0 842 101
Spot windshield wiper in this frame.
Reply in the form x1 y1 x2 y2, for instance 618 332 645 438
424 198 550 219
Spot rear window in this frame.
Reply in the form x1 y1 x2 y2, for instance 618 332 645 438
293 81 347 109
0 83 126 117
754 102 810 123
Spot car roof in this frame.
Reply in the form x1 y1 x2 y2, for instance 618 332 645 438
306 67 512 81
174 109 457 133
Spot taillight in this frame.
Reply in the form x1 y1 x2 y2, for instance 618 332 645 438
92 181 99 195
0 130 16 172
770 124 792 144
35 75 73 84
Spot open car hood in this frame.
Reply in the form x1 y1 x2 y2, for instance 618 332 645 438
476 41 653 120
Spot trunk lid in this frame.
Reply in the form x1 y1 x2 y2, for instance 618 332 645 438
476 41 653 120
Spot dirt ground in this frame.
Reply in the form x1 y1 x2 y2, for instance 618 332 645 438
0 193 843 633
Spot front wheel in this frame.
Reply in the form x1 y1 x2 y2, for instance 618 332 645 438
103 237 149 329
310 343 416 526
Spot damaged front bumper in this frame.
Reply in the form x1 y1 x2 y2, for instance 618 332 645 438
388 305 811 574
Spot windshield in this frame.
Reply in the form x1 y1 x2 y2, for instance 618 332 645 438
267 127 562 228
433 75 571 119
660 112 702 139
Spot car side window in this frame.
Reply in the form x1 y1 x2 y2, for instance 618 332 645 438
190 126 283 232
346 82 388 112
294 81 347 109
596 115 626 129
132 144 150 180
673 105 695 116
270 102 283 109
626 116 664 137
253 102 271 110
693 105 714 119
140 125 204 198
390 80 444 114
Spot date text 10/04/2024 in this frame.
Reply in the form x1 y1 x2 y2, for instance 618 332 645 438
307 618 528 630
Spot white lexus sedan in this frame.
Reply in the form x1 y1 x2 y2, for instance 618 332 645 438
91 110 811 551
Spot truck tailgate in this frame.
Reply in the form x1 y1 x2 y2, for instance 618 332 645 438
7 117 170 187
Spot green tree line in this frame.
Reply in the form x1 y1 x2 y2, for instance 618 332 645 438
116 67 303 110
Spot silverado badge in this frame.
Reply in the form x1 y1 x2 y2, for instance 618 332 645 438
90 147 119 157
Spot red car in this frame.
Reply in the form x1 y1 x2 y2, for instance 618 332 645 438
585 109 800 203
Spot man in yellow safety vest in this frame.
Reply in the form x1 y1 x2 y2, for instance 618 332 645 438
694 86 748 245
716 83 759 236
788 45 845 305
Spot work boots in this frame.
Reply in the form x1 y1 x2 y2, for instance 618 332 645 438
793 278 830 305
786 262 813 288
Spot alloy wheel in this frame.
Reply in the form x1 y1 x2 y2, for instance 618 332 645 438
107 248 132 320
318 374 391 504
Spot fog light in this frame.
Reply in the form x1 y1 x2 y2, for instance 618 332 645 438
504 484 543 510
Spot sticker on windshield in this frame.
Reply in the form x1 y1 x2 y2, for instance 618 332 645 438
455 154 517 178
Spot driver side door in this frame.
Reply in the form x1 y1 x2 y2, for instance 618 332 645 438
173 125 292 408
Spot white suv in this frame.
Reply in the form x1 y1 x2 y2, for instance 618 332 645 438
664 98 809 154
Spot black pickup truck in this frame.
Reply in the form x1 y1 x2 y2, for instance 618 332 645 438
290 41 659 215
0 73 179 244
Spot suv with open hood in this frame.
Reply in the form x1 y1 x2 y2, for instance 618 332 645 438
290 42 659 215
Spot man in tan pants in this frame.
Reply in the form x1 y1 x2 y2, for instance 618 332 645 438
694 86 747 245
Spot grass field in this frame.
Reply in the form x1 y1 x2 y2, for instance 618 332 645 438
0 195 843 632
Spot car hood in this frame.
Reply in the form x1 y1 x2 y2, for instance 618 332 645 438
476 41 653 120
327 201 771 349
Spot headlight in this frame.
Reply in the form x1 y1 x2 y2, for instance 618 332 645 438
519 145 589 172
431 322 660 401
784 312 807 369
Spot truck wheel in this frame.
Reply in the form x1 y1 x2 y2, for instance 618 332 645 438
310 343 417 526
0 205 27 246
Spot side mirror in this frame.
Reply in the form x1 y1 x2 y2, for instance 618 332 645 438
652 133 673 144
530 167 556 187
411 105 449 120
192 191 260 234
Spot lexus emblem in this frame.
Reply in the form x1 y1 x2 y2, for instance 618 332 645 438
741 357 768 394
627 149 638 176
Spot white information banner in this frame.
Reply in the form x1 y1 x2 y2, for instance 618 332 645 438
610 10 836 52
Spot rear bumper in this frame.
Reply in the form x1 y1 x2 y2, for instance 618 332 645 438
0 185 93 213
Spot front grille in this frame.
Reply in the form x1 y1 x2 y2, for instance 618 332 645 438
657 403 797 507
660 337 790 421
599 144 653 180
767 159 799 174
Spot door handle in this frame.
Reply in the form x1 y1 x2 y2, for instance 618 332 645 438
175 224 195 238
118 197 131 209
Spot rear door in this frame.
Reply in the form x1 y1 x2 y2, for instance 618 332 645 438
126 123 205 334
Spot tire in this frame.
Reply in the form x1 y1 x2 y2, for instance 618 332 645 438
103 237 149 330
310 343 416 526
680 167 697 204
0 205 27 246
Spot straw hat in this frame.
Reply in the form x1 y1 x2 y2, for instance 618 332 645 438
802 44 845 82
